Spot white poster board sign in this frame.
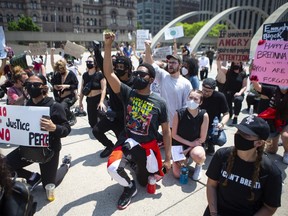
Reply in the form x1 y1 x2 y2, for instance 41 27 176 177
29 42 47 55
153 46 172 60
0 105 49 147
164 26 184 40
0 26 7 59
136 30 149 50
64 40 86 59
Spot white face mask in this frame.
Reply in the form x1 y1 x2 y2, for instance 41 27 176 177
181 67 188 76
186 100 199 110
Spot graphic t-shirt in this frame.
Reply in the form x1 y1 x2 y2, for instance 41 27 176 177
206 147 282 216
120 83 168 143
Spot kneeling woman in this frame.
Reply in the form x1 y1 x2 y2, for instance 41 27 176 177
171 90 209 181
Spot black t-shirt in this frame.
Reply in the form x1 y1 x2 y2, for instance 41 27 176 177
225 70 246 93
51 70 79 94
206 147 282 216
82 71 104 90
200 91 229 127
120 83 168 143
172 108 206 150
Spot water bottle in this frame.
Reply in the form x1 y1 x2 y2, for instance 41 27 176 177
147 175 156 194
179 166 189 184
212 116 219 136
249 105 254 116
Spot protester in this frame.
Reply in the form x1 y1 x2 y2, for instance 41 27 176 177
205 47 215 70
205 116 282 216
5 74 72 190
198 52 210 80
79 55 107 128
32 57 46 77
182 57 199 90
51 59 79 126
200 78 229 155
171 90 208 181
104 32 171 210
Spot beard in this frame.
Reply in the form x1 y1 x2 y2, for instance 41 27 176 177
168 67 178 74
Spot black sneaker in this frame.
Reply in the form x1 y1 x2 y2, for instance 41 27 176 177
61 154 72 168
27 172 41 191
117 180 137 210
100 146 113 158
206 144 215 156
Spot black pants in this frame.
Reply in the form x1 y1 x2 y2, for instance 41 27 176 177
216 80 225 93
86 94 102 128
200 67 208 80
58 96 77 121
224 91 244 117
5 148 68 189
92 115 124 148
246 94 259 112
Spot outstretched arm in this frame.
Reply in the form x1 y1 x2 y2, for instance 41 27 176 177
144 40 154 65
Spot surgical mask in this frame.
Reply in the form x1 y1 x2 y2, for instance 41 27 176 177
133 76 149 90
234 133 255 151
115 69 126 77
181 67 188 76
186 100 199 110
26 83 43 98
86 63 94 69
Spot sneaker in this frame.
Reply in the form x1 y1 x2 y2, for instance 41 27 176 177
27 172 41 191
206 144 215 156
100 146 113 158
117 180 137 210
192 164 202 181
61 154 72 168
232 117 238 125
283 153 288 165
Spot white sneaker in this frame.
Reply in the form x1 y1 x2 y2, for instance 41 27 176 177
283 153 288 165
192 164 202 181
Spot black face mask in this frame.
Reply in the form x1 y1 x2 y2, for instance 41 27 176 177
234 133 255 151
26 85 43 98
133 76 149 90
232 65 240 71
115 69 126 77
86 63 94 69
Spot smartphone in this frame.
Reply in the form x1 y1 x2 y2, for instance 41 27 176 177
42 115 50 120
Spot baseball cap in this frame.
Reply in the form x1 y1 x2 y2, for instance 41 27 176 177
114 56 132 70
203 78 216 89
166 54 181 64
235 116 270 140
138 63 155 78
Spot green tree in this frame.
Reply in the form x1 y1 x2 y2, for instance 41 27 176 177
8 15 40 31
176 21 227 38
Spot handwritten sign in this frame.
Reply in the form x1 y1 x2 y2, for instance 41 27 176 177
251 40 288 86
263 22 287 41
64 40 86 59
136 29 149 50
0 26 7 59
217 29 252 62
29 42 47 55
153 46 172 60
164 26 184 40
0 105 49 147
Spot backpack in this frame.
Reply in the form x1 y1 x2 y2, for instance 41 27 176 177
0 180 37 216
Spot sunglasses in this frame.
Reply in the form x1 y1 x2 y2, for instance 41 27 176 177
132 71 149 78
86 61 94 64
24 82 43 88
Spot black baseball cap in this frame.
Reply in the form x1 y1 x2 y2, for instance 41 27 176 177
114 56 132 70
166 54 181 64
138 63 155 78
203 78 216 89
235 116 270 140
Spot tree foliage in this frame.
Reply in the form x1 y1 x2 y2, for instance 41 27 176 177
176 21 227 38
8 15 40 31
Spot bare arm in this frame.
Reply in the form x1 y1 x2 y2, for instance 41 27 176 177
254 203 277 216
50 48 55 70
161 121 172 172
251 81 262 93
97 77 107 111
172 38 177 55
103 33 121 94
207 178 219 216
144 40 154 65
0 58 7 77
216 59 228 75
78 78 85 109
219 112 230 130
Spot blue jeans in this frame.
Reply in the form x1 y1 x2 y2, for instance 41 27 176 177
207 128 227 146
189 75 199 90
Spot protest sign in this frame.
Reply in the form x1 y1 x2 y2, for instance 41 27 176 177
64 40 86 59
136 29 149 50
251 40 288 86
29 42 47 55
153 46 172 60
263 22 287 41
217 29 252 62
164 26 184 40
10 53 29 69
0 26 7 59
0 105 49 147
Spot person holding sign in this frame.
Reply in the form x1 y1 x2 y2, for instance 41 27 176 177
5 74 71 191
171 90 208 181
204 116 282 216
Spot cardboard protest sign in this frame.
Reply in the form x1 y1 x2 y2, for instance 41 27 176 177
0 26 7 59
10 53 29 69
262 22 287 41
0 105 49 147
217 29 252 62
136 29 149 50
29 42 47 55
64 40 86 59
153 46 172 60
251 40 288 87
164 26 184 40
